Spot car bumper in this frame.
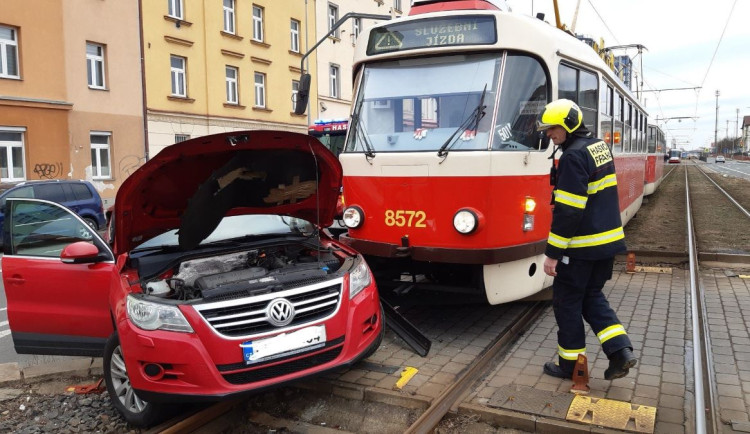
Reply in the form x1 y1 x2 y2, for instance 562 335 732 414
117 288 381 401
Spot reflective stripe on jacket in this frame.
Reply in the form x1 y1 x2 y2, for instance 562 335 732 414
545 136 626 260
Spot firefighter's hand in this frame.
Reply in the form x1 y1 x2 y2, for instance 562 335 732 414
543 256 558 277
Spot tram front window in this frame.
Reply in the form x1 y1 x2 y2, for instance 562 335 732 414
345 53 549 154
346 54 500 153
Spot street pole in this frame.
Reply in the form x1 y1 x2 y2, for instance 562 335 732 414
736 108 740 156
714 90 720 154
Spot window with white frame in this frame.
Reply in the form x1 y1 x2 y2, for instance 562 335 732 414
0 25 20 79
170 55 186 97
0 129 26 181
223 0 235 34
329 64 340 98
252 6 264 42
353 18 361 41
174 134 190 143
226 66 238 104
292 80 299 111
394 0 402 12
167 0 183 19
290 19 300 52
90 132 112 179
86 43 106 89
254 72 266 107
328 4 339 38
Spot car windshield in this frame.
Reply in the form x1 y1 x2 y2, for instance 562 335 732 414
132 214 314 251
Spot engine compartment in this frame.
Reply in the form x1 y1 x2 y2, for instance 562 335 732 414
143 244 343 302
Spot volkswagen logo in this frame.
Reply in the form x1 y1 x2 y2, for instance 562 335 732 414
266 298 295 327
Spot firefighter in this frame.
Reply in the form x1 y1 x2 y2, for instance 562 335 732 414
536 99 638 380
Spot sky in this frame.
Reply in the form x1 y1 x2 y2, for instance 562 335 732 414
503 0 750 151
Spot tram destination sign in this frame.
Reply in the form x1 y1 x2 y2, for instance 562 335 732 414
367 15 496 55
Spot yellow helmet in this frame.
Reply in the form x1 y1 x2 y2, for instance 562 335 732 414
536 99 583 133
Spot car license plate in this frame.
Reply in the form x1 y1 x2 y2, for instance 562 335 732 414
241 325 326 364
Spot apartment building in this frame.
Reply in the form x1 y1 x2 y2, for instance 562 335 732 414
142 0 319 156
0 1 145 206
313 0 408 121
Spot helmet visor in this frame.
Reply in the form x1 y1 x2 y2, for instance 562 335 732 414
536 120 554 131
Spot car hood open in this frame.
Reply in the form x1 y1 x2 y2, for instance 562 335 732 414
114 130 343 253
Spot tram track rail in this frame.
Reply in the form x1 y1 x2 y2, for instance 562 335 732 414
685 165 720 434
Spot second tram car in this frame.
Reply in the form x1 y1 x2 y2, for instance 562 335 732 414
645 124 666 195
668 149 682 164
338 0 661 304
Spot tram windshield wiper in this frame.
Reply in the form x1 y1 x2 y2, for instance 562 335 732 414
437 84 487 158
350 97 376 159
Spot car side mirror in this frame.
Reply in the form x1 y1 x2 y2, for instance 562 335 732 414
60 241 104 264
293 73 311 115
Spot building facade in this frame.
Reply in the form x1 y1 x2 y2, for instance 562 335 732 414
0 0 146 207
141 0 319 157
312 0 408 122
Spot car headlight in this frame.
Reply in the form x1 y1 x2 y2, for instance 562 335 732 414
342 206 364 228
126 295 194 333
453 209 478 234
349 258 372 299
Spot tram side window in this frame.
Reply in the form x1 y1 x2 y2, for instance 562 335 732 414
600 84 613 148
492 54 549 151
613 93 624 154
557 64 598 135
624 103 632 153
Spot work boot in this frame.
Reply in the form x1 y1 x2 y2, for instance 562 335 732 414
543 362 573 379
604 347 638 380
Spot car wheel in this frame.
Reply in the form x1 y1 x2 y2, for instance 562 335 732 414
83 217 98 230
103 333 161 427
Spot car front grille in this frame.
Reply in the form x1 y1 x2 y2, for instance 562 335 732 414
193 277 343 338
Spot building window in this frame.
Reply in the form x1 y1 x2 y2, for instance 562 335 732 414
254 72 266 108
170 55 186 97
167 0 183 19
329 64 340 98
0 129 25 181
174 134 190 143
226 66 238 104
223 0 235 34
90 132 112 179
0 25 19 79
86 43 106 89
353 18 361 41
328 4 339 38
252 6 264 42
290 19 300 53
394 0 402 12
292 80 299 111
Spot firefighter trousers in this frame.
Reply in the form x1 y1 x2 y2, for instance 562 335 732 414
552 256 632 372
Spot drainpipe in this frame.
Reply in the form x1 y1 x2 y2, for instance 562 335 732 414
138 0 150 162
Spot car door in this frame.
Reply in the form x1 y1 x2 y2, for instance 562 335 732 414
1 198 115 356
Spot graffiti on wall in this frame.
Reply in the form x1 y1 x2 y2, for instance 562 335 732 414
33 162 63 179
119 155 147 177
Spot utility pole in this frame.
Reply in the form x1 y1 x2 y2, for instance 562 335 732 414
736 108 740 155
714 90 720 154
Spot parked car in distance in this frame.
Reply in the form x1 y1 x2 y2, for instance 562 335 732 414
1 130 383 427
0 179 106 230
716 155 725 163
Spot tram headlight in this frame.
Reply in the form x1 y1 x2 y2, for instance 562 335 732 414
523 197 536 232
453 209 478 234
342 206 364 228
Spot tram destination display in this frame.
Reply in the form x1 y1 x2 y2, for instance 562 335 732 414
367 15 496 55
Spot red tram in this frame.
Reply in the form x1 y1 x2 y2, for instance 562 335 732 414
337 0 663 303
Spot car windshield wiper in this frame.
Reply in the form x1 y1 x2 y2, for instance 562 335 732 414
437 84 487 158
350 97 376 159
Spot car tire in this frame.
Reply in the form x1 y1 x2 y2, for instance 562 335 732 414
103 333 161 427
83 217 98 230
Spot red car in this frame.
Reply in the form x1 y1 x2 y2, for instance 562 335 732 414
2 130 383 427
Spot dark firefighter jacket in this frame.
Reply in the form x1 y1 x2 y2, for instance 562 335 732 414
545 134 626 261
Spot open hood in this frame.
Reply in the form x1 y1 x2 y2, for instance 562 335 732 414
114 130 343 253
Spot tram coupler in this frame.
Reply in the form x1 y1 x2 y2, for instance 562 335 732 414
570 354 590 395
